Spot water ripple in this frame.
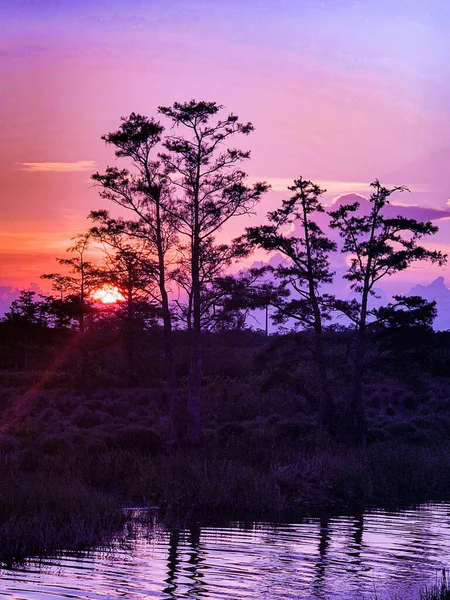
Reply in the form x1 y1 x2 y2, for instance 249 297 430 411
0 504 450 599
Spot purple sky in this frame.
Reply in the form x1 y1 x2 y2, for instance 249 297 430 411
1 0 450 298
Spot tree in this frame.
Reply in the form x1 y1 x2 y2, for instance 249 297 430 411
329 180 446 444
158 100 268 443
41 233 97 332
372 295 437 330
91 113 179 438
3 290 46 328
371 296 439 379
244 177 337 432
172 237 250 331
41 293 87 330
89 210 161 385
2 290 47 370
196 270 265 332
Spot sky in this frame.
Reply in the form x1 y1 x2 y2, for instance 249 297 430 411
2 0 450 308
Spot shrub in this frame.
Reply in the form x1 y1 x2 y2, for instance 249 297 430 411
41 435 72 456
276 418 312 441
216 422 248 441
113 426 161 453
385 422 431 445
74 409 103 428
0 435 19 453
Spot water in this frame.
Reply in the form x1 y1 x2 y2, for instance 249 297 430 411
1 503 450 599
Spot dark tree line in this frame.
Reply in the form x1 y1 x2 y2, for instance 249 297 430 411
2 100 446 446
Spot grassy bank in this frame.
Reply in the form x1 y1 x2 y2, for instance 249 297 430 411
2 378 450 513
0 328 450 560
0 475 124 562
0 415 450 561
0 443 449 563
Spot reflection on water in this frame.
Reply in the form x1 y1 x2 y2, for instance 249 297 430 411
0 504 449 599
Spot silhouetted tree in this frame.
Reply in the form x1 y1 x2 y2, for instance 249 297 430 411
329 180 446 444
173 238 251 332
372 295 437 330
41 294 87 330
244 177 337 433
3 290 46 328
41 233 97 332
2 290 47 369
89 210 161 385
91 113 179 439
197 270 264 331
158 100 268 443
370 295 438 377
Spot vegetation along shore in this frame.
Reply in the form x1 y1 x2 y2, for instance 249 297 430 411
1 326 450 560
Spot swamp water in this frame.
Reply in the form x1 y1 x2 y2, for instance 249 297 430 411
1 503 450 599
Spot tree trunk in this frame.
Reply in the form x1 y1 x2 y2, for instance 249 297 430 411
188 230 202 445
346 203 379 446
348 283 370 446
348 330 367 446
187 143 203 446
314 334 335 435
162 291 177 445
154 190 178 445
302 198 335 435
125 285 136 387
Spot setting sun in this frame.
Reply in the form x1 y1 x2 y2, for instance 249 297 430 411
91 286 125 304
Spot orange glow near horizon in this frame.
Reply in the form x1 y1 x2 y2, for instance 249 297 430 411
91 286 125 304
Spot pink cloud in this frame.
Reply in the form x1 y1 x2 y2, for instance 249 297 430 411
19 161 96 172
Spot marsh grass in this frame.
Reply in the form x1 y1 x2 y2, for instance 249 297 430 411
0 441 449 564
420 570 450 600
1 434 449 563
0 474 124 562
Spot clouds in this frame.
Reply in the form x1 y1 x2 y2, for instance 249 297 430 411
329 193 450 223
0 286 20 317
257 179 432 195
19 161 97 173
410 277 450 330
250 179 377 194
